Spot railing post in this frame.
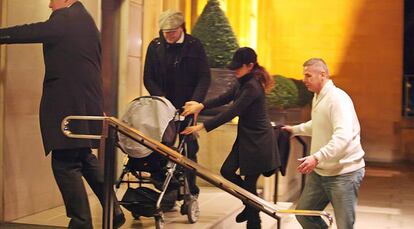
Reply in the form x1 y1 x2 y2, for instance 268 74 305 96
295 136 308 193
403 74 414 117
103 125 117 229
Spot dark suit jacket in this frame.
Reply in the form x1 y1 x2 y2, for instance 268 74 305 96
0 2 103 154
203 73 280 175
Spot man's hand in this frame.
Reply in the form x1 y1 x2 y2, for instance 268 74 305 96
297 155 318 174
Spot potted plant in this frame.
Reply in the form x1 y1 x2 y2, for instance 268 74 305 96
266 75 313 124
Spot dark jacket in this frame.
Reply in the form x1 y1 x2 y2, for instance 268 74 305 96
0 2 103 154
203 73 280 175
143 32 211 108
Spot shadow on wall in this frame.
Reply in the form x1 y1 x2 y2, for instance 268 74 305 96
334 0 403 161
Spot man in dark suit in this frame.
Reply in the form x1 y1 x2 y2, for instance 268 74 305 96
0 0 125 228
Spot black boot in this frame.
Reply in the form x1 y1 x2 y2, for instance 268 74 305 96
113 213 126 228
246 210 261 229
113 201 126 228
235 206 248 223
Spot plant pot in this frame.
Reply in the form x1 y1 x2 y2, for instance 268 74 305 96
267 106 311 125
200 68 237 117
267 108 288 125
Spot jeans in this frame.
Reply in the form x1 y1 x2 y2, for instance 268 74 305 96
296 168 365 229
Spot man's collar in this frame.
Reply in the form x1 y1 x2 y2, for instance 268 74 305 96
317 80 333 97
67 1 78 8
176 32 185 44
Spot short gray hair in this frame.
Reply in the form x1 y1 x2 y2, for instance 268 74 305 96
303 58 329 76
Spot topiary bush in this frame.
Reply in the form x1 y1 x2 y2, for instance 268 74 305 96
266 75 313 109
192 0 239 68
291 78 313 107
266 75 299 109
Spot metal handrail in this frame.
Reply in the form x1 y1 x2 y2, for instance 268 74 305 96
61 115 333 228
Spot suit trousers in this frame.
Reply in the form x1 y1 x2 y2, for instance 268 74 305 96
51 148 122 229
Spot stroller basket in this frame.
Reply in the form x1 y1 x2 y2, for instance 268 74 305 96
121 186 177 217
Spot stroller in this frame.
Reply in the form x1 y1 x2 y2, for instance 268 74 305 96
116 96 200 229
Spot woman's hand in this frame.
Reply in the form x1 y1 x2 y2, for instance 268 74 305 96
181 123 205 135
181 101 204 117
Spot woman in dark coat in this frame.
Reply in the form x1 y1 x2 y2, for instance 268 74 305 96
181 47 279 229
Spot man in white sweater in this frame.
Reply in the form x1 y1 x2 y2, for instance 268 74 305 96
283 58 365 229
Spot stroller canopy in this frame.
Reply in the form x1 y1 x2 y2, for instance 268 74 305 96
119 96 177 158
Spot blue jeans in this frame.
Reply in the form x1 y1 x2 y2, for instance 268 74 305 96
296 168 365 229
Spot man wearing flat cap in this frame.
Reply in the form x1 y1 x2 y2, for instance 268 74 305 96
144 9 211 198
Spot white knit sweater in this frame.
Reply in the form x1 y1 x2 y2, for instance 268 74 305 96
292 80 365 176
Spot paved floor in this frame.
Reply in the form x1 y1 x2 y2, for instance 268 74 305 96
281 162 414 229
10 162 414 229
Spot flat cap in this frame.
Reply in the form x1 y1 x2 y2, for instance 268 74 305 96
158 9 184 31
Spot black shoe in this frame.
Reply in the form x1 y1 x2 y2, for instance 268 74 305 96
246 221 261 229
246 212 261 229
235 207 248 223
113 213 126 228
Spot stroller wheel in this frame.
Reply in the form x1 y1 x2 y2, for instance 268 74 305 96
187 198 200 223
154 212 165 229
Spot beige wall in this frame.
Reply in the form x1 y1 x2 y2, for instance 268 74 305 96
118 0 144 114
0 0 101 221
333 1 403 162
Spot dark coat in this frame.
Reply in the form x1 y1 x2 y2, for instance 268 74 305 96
203 73 280 175
143 32 211 108
0 2 103 154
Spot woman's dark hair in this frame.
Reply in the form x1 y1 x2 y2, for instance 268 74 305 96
252 63 274 94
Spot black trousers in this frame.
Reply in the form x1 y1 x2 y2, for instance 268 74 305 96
185 138 200 195
178 117 200 196
51 148 122 229
220 147 261 205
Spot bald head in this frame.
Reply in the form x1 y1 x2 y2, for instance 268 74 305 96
302 58 330 94
303 58 329 78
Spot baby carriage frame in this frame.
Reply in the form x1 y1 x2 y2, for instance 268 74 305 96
115 96 199 229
